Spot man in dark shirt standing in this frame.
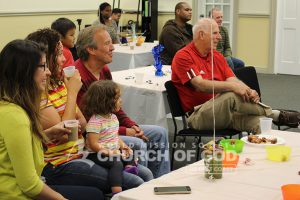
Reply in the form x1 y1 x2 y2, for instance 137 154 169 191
159 2 193 65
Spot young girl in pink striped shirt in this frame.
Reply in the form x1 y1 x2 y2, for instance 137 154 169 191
83 80 151 195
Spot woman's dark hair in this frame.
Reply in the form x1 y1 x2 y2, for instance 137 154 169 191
26 28 61 87
98 2 111 24
0 39 46 141
51 17 76 38
82 80 119 119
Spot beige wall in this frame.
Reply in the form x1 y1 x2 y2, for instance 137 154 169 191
0 12 95 50
0 11 174 50
236 17 270 69
235 0 275 73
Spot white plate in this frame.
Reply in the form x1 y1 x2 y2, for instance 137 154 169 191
241 135 285 146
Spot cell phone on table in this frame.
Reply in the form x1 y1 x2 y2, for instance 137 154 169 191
154 186 191 195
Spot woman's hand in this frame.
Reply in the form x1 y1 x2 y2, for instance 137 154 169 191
64 70 82 95
44 122 71 144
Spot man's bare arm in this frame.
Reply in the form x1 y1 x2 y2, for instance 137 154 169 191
190 75 252 102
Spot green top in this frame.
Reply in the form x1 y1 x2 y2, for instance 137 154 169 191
0 101 44 199
217 26 232 57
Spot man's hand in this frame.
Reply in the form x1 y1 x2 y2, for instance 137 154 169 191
126 126 149 142
231 81 252 102
249 89 260 103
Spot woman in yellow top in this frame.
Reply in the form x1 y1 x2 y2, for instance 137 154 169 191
0 40 104 200
0 40 67 199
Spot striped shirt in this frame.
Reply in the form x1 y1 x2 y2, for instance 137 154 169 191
217 26 232 57
86 114 119 152
40 82 84 166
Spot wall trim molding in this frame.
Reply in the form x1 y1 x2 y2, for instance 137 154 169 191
0 10 96 17
238 13 270 18
0 9 174 17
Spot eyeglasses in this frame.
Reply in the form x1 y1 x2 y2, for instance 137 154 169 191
38 63 48 71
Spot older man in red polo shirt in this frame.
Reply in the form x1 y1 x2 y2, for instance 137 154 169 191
172 18 300 133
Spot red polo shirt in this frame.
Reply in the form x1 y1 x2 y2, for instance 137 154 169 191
172 42 235 112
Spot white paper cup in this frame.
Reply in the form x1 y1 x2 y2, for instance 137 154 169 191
64 120 79 141
129 42 135 50
63 66 76 77
135 72 144 84
259 117 273 134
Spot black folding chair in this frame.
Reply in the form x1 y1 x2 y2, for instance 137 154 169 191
164 81 241 170
234 66 298 130
234 66 261 98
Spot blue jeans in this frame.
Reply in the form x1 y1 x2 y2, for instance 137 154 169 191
42 158 153 193
232 57 245 69
51 185 104 200
226 56 245 70
121 125 170 178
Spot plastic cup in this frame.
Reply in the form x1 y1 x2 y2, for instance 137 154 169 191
266 146 291 162
64 120 78 141
126 36 133 43
259 117 273 134
134 72 144 84
204 151 223 179
220 139 244 153
63 66 76 78
281 184 300 200
129 42 135 50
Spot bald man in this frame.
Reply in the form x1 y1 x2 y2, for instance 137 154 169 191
171 18 300 133
159 2 193 65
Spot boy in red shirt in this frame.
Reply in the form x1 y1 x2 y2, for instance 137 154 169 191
51 18 76 68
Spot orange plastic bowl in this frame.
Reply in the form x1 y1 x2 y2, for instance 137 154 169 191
281 184 300 200
222 152 239 168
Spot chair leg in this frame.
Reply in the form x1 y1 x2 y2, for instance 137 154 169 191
171 147 175 170
238 132 242 139
171 132 177 170
196 137 201 161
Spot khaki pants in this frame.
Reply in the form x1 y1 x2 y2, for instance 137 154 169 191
187 92 273 134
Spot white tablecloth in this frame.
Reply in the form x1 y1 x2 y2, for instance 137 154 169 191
112 130 300 200
111 66 171 129
109 43 156 71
